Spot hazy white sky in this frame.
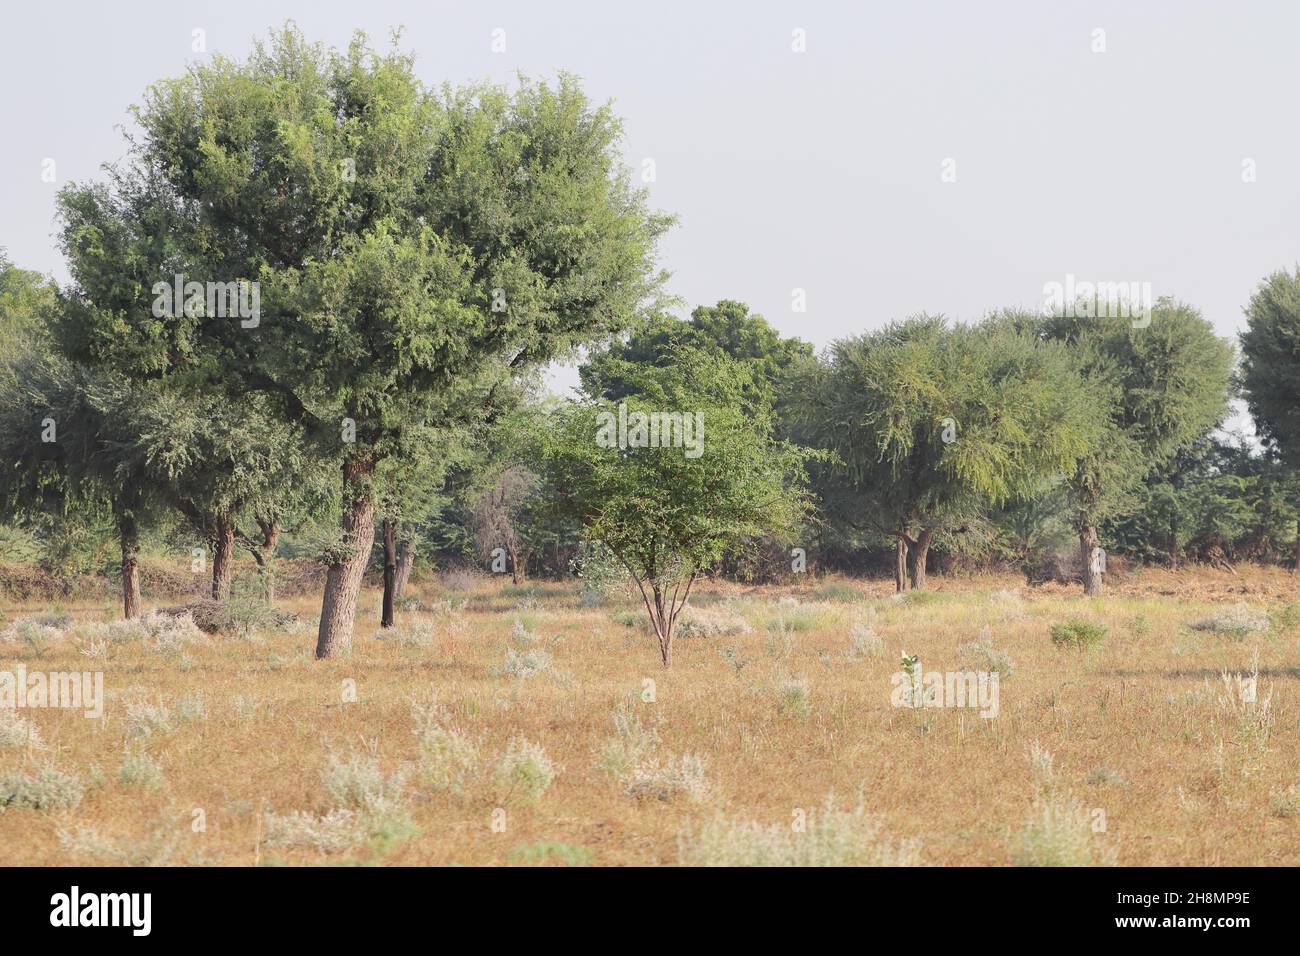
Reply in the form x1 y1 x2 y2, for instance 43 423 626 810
3 0 1298 414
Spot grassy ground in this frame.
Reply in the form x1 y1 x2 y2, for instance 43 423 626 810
1 565 1298 866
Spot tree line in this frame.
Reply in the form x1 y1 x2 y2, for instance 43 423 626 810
2 27 1299 666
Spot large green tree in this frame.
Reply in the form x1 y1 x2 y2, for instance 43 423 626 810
1039 300 1234 594
1240 267 1300 571
53 27 670 657
788 316 1104 590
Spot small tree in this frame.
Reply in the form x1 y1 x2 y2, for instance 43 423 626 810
545 352 812 665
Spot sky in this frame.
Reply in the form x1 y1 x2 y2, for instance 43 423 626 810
3 0 1298 424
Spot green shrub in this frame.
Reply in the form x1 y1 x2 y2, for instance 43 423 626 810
1050 619 1107 649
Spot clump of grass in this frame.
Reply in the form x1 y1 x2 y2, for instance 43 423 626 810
0 763 83 811
323 751 410 819
1190 603 1268 640
891 590 944 608
1269 602 1300 633
56 824 122 860
1269 783 1300 819
1050 619 1107 650
988 589 1025 619
776 677 812 718
677 605 753 638
500 646 553 679
0 709 43 749
813 582 861 603
596 703 662 779
1026 739 1056 791
80 611 204 648
493 736 558 804
411 700 479 797
1218 660 1274 751
507 841 594 866
509 619 539 647
623 753 711 802
678 795 922 866
956 629 1015 679
230 694 260 721
262 809 364 854
124 698 173 739
174 694 207 722
416 726 480 796
118 750 165 790
610 610 641 628
1013 794 1114 866
440 568 480 592
375 619 435 647
58 816 188 865
768 601 836 632
846 620 885 660
1084 764 1130 789
0 612 71 647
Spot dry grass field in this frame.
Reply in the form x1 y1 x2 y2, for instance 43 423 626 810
2 565 1299 866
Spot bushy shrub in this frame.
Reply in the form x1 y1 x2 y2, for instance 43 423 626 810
623 753 711 802
263 809 363 854
493 736 558 804
1050 619 1107 649
118 750 165 790
1190 603 1268 640
846 621 884 660
956 631 1015 678
0 764 83 811
1013 795 1115 866
677 605 753 638
678 796 922 866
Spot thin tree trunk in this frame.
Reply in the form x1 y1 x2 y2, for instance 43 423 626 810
381 518 396 629
894 536 909 593
394 539 414 598
316 457 377 659
652 584 672 666
508 542 523 585
1080 524 1102 596
908 528 933 591
117 506 141 620
212 514 235 602
257 518 280 603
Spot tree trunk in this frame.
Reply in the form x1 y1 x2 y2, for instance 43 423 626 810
256 518 280 602
212 514 235 602
316 457 377 659
908 528 933 591
117 507 141 620
381 518 397 629
652 584 672 667
508 542 523 585
894 536 909 593
394 539 414 598
1080 525 1102 596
